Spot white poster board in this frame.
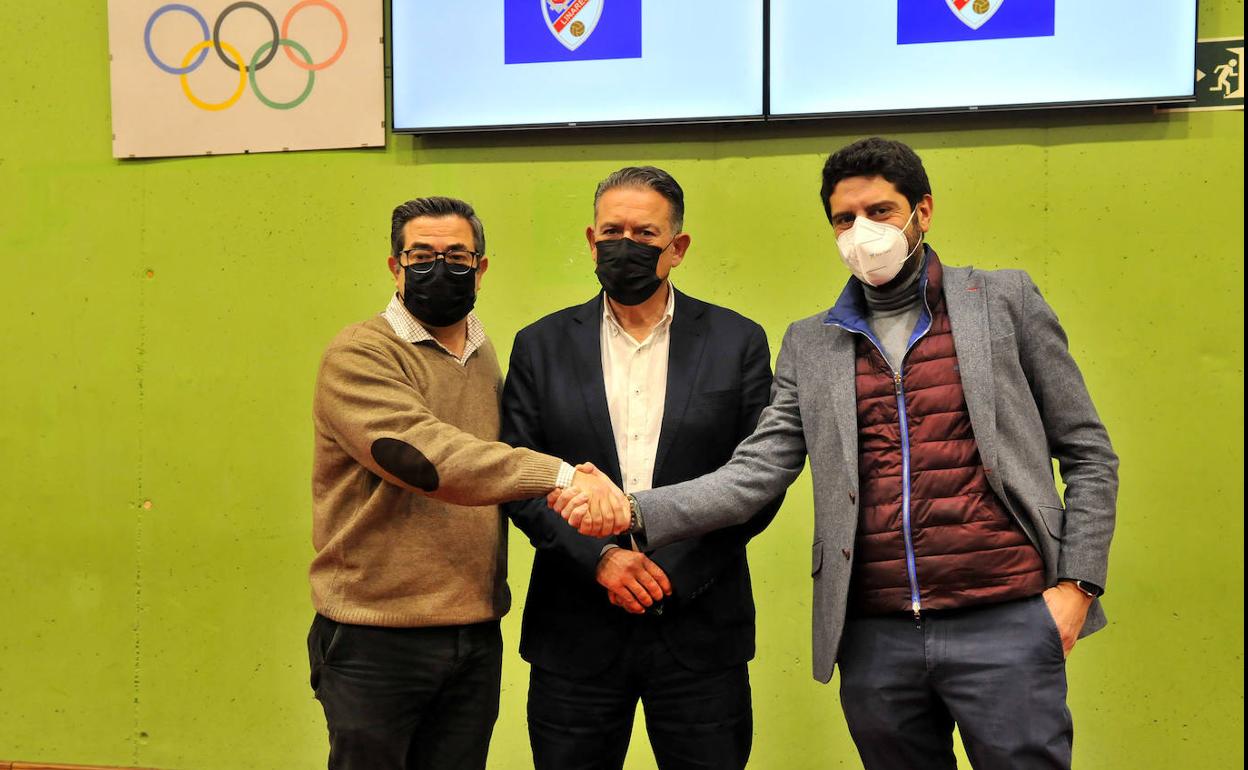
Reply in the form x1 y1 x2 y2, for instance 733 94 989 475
108 1 384 158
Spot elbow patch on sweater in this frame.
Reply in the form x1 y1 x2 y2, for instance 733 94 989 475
371 438 440 492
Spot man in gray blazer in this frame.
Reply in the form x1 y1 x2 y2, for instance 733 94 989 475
553 137 1118 770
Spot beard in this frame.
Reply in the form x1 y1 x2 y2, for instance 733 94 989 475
873 218 925 290
902 215 924 258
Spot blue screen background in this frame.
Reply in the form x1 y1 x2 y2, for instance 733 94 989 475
770 0 1196 116
392 0 764 131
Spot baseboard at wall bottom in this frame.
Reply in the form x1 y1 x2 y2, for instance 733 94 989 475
0 762 161 770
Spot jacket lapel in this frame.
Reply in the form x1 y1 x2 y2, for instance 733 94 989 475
942 267 1000 484
821 278 871 479
821 324 860 475
567 294 623 482
653 290 707 480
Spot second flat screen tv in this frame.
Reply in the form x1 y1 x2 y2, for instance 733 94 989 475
769 1 1197 117
391 0 765 132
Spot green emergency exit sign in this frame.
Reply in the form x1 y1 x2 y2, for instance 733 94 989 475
1160 36 1244 112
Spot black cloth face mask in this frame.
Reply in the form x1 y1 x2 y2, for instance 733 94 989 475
594 237 672 306
401 260 477 328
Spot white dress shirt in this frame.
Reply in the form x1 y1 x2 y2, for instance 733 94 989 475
600 286 676 495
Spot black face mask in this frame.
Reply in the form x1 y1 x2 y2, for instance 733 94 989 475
401 261 477 328
594 237 671 306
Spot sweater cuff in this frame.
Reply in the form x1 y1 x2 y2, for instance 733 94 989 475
517 452 566 497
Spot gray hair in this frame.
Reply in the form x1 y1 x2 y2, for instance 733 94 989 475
390 196 486 256
593 166 685 232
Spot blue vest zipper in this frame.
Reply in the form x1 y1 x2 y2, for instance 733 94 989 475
893 369 922 619
827 278 934 620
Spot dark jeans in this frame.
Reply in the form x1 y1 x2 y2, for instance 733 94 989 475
837 595 1073 770
307 614 503 770
527 620 753 770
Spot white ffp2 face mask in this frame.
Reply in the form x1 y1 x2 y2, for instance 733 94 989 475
835 207 922 287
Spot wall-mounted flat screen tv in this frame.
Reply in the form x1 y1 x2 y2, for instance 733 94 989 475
768 1 1198 118
391 0 765 132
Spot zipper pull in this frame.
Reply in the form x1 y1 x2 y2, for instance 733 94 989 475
912 600 922 624
893 371 903 394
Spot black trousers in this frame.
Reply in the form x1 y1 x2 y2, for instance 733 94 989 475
527 620 753 770
837 596 1073 770
307 614 503 770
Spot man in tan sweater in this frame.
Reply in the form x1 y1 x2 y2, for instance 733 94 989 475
307 196 625 770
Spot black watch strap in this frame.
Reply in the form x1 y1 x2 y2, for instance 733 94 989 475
1072 579 1103 598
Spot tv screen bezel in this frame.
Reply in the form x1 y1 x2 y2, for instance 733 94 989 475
388 1 1197 135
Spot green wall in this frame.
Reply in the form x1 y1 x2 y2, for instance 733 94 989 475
1 3 1242 768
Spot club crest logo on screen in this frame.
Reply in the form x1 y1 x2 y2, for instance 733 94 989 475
505 0 641 65
897 0 1054 45
947 0 1003 30
544 0 602 51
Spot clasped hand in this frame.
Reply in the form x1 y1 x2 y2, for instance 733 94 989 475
550 462 631 537
597 547 672 614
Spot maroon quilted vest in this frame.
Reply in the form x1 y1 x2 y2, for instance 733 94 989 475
850 255 1045 616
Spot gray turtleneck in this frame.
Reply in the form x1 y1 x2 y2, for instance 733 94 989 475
863 249 925 372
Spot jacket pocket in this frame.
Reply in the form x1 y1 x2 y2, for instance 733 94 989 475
692 388 740 408
812 541 824 576
1038 505 1065 540
991 331 1020 361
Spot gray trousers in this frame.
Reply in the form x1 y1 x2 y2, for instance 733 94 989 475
837 596 1072 770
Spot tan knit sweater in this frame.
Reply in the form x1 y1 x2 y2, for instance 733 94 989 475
310 315 563 627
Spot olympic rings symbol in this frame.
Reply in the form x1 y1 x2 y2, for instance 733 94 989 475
143 1 348 111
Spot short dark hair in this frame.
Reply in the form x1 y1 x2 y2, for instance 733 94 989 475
819 137 932 224
390 196 486 257
593 166 685 232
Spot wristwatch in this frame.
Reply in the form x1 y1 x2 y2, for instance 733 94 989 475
626 493 644 534
1069 579 1102 599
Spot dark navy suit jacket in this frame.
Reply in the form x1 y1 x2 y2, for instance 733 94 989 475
501 289 783 677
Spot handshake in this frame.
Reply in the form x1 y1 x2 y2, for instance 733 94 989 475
550 463 634 537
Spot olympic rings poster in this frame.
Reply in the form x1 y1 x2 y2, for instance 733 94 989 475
108 1 383 158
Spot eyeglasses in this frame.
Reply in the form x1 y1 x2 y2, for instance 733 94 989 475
399 248 481 275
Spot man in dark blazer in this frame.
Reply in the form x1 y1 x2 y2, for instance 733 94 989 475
501 166 781 770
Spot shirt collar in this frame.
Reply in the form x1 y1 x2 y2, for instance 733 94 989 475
383 293 486 365
602 283 676 340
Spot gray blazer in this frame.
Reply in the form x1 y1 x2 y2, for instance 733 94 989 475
633 264 1118 683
